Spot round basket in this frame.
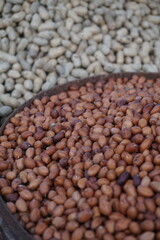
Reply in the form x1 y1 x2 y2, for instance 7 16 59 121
0 72 159 240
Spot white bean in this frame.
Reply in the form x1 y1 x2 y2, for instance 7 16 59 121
12 11 25 22
62 62 74 77
49 47 65 58
33 77 43 93
70 32 80 44
58 26 69 40
80 53 90 68
72 68 88 78
104 12 116 30
42 81 54 91
65 18 74 31
0 61 10 73
117 51 124 64
38 6 49 20
17 39 28 52
0 94 19 108
8 70 20 79
124 47 138 57
147 15 160 24
24 79 33 91
5 78 14 92
103 63 114 72
58 77 67 85
11 89 22 98
94 51 106 65
1 37 9 52
24 91 33 101
73 6 88 16
15 83 26 94
6 26 17 40
142 64 158 72
0 50 17 63
30 13 41 29
68 10 82 23
72 54 81 67
38 20 56 31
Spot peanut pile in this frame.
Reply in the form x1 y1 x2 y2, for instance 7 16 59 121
0 75 160 240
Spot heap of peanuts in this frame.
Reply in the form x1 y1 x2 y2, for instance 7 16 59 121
0 75 160 240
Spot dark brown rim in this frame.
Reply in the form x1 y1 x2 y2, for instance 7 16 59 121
0 72 160 240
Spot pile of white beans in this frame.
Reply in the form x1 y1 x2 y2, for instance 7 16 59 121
0 0 160 120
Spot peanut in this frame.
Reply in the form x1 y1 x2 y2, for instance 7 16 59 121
137 185 154 197
99 195 112 216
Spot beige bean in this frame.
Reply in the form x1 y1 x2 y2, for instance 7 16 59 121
99 195 112 216
19 189 33 201
88 164 100 176
71 227 84 240
77 209 92 223
137 185 154 197
15 198 28 212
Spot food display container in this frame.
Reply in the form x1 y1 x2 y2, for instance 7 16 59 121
0 72 159 240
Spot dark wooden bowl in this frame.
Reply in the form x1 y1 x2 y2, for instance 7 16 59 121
0 73 159 240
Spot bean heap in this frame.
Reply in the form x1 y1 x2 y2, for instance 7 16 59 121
0 75 160 240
